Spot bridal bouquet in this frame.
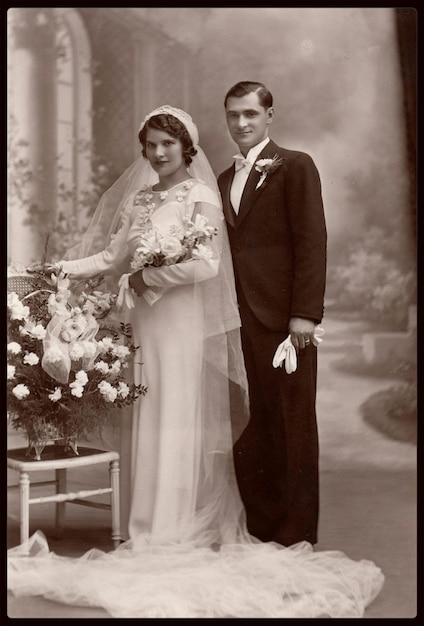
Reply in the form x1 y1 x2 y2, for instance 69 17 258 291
121 214 218 306
7 268 146 457
131 213 218 272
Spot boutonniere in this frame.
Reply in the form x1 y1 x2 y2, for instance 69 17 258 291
254 154 284 190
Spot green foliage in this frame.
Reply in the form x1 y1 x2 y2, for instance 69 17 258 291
329 226 416 329
361 382 417 444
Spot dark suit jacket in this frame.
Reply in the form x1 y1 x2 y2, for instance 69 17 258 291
218 139 327 333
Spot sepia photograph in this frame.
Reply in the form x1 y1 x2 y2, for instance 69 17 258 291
7 7 416 619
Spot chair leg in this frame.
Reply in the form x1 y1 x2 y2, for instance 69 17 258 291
55 468 67 539
19 471 30 548
109 459 121 548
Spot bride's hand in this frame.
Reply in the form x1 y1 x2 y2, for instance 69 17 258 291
128 270 149 297
27 262 62 278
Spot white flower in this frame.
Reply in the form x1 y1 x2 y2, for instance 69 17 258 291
111 344 131 359
70 384 84 398
70 338 97 362
48 387 62 402
7 342 21 354
255 158 275 171
144 193 153 202
98 380 118 402
254 154 283 190
23 352 40 366
7 365 16 380
43 348 63 364
192 214 210 232
136 230 163 255
186 214 217 238
74 370 89 385
28 324 47 340
80 341 97 358
70 342 85 360
117 382 130 399
109 360 122 376
159 191 168 201
48 294 69 316
12 384 30 399
192 243 214 260
8 292 30 321
94 360 109 375
161 235 184 261
98 337 114 353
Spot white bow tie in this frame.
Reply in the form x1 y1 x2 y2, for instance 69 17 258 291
233 154 253 172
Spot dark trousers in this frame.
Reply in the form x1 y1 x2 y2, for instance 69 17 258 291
234 296 319 546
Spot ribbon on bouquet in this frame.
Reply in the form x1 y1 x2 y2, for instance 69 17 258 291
117 274 135 310
272 325 325 374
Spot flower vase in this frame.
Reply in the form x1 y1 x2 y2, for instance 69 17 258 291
26 422 79 461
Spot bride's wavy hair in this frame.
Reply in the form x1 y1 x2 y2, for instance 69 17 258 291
139 114 198 166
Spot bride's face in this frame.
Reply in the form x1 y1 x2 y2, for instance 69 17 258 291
145 128 186 178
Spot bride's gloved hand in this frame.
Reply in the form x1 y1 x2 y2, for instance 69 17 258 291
128 270 149 297
26 262 62 279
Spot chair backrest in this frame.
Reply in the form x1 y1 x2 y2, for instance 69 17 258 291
8 274 52 299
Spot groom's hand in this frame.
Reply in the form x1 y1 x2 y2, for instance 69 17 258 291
289 317 315 351
128 270 149 297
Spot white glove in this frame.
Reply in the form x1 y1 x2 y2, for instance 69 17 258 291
272 336 297 373
117 274 135 310
273 326 325 374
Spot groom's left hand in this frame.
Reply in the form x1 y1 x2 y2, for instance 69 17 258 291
289 317 315 351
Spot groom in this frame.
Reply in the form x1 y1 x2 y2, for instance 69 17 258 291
218 81 327 546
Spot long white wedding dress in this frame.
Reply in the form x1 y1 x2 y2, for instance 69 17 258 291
8 179 384 618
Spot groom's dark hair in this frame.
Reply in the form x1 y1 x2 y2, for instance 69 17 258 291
224 81 273 109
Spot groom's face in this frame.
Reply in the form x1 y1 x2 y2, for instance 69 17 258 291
225 91 273 155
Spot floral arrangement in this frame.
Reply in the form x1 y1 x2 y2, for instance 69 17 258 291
255 154 284 190
7 268 146 459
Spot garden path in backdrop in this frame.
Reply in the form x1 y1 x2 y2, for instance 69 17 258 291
7 312 417 619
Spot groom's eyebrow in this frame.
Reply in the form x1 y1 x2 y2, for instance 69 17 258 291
226 108 259 115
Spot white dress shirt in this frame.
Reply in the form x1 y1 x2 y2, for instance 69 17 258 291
230 137 270 214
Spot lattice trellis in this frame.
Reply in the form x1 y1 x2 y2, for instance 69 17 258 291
80 10 136 172
79 9 194 173
154 41 189 108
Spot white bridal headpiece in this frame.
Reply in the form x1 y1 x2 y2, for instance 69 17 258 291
140 105 199 146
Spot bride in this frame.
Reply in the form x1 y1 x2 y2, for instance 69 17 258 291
8 106 384 618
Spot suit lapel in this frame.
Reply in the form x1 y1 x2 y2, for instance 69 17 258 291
237 140 282 226
221 166 236 228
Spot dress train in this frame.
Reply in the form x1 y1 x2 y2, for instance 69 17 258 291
8 529 384 618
